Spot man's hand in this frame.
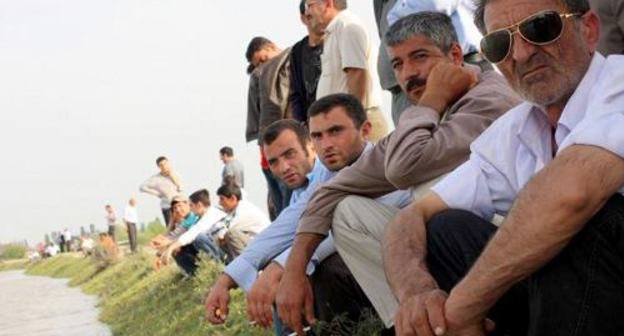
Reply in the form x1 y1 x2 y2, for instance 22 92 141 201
275 269 315 335
150 235 172 250
395 289 448 336
419 63 478 113
205 274 236 325
247 262 284 329
160 242 181 265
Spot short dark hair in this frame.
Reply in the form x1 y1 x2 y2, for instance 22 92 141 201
245 36 273 74
156 156 167 166
307 93 367 129
217 184 242 201
474 0 590 34
189 189 210 207
219 146 234 157
299 0 306 15
386 12 458 53
261 119 311 151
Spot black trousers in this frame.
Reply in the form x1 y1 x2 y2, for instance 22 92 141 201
427 194 624 336
108 225 116 241
311 253 374 326
126 222 137 253
161 208 171 227
173 244 199 276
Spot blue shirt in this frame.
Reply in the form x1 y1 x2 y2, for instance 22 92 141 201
225 145 413 292
180 212 200 230
387 0 482 55
225 157 335 291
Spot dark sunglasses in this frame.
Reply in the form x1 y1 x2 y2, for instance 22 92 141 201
480 10 582 64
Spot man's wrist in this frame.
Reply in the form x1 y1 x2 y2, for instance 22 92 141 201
445 283 486 326
217 273 237 290
418 92 448 114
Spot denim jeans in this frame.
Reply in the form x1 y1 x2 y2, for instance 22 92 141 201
193 233 225 262
426 194 624 336
173 245 199 276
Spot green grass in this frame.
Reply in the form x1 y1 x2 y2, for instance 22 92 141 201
0 244 27 260
0 258 29 272
23 251 385 335
24 253 272 336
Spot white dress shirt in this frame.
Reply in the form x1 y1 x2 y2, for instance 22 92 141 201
123 205 139 224
177 207 227 247
432 54 624 220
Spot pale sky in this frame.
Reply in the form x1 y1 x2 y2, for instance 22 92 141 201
0 0 392 244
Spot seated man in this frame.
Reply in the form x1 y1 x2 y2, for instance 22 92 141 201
275 11 520 332
290 1 624 335
160 189 227 275
195 184 270 263
152 195 199 263
205 95 411 332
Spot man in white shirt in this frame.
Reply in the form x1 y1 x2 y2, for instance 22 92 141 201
211 184 270 263
123 197 139 253
374 0 624 335
161 189 227 275
306 0 388 141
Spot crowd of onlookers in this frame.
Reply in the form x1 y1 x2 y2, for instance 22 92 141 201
37 0 624 335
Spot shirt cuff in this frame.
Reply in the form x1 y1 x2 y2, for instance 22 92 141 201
224 257 259 293
273 248 317 275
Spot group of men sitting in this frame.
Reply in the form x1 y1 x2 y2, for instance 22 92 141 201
160 0 624 334
150 184 270 276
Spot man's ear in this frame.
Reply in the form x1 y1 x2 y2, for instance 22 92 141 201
449 42 464 66
360 120 372 140
580 11 600 54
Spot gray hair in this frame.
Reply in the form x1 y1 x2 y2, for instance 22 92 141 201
474 0 590 34
385 12 459 53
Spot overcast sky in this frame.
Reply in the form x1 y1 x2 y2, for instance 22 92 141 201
0 0 392 245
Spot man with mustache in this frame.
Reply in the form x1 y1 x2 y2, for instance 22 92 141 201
275 12 520 334
326 0 621 335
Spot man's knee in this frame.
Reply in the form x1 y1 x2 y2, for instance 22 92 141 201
333 196 372 234
427 209 490 242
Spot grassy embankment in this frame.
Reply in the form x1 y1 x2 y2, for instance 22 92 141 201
6 220 384 335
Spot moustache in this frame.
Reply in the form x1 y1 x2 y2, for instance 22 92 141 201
406 76 427 92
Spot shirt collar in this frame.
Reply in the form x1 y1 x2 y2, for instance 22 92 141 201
326 9 348 34
519 53 606 148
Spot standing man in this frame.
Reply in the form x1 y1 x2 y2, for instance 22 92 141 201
373 0 412 126
62 228 72 253
307 0 388 141
139 156 182 226
590 0 624 54
123 197 139 253
245 37 294 220
219 146 244 188
290 0 325 125
104 204 117 241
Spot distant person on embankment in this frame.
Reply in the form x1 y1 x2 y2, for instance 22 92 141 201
139 156 182 227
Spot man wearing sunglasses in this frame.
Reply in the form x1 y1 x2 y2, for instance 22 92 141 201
373 0 624 335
